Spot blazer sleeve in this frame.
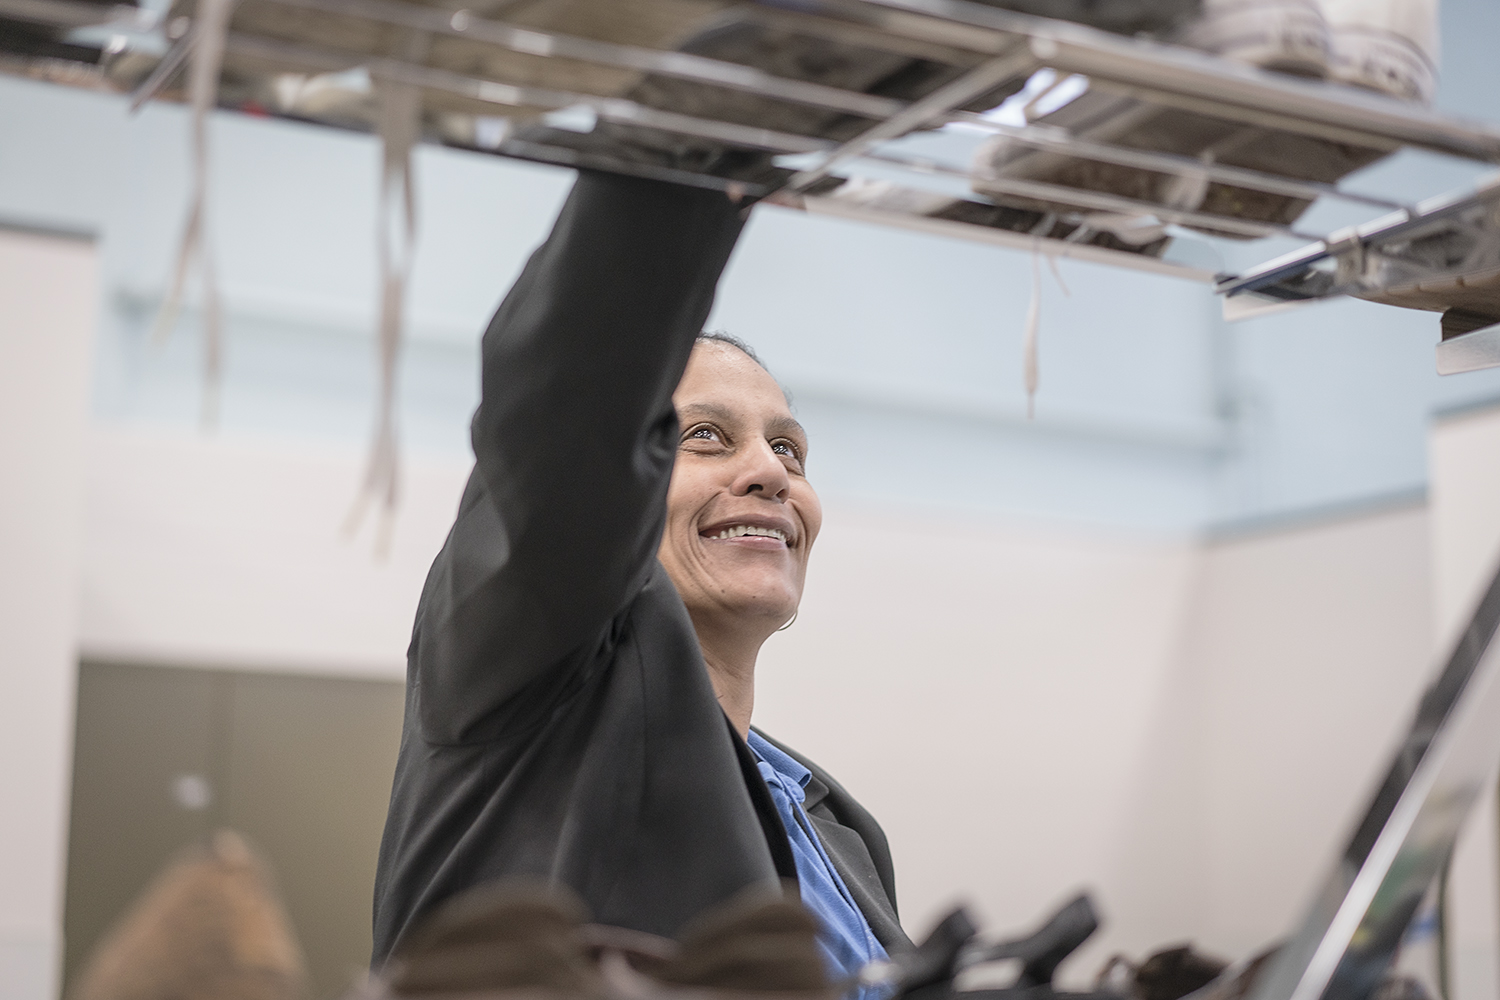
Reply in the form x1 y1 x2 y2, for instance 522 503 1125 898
409 171 747 744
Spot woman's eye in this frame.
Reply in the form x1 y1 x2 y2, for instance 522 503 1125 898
685 426 721 444
772 440 804 466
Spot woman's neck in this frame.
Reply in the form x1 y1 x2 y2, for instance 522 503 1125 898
691 614 770 739
703 650 755 739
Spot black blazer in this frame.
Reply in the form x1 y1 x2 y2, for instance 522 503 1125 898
371 171 910 965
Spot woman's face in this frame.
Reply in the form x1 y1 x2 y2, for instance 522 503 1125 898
659 342 822 634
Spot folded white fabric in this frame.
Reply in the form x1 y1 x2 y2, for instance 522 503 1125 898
1180 0 1330 76
1322 0 1440 104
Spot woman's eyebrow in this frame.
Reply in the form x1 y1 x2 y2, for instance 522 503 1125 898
766 415 806 441
678 402 804 442
678 402 736 424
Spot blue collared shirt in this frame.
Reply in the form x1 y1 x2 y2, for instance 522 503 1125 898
746 732 888 996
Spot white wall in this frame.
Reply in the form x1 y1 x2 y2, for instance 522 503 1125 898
753 508 1198 974
79 425 1218 971
1430 404 1500 1000
74 422 1206 969
0 229 97 1000
71 423 1462 990
78 427 468 678
1182 507 1437 958
76 422 1212 968
755 501 1438 984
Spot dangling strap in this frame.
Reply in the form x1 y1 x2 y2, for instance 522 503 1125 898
345 69 422 558
150 0 232 428
1044 250 1069 298
1020 239 1071 421
1023 247 1041 420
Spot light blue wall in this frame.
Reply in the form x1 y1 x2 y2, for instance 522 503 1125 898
3 0 1498 534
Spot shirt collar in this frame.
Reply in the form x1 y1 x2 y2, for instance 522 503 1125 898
746 731 812 790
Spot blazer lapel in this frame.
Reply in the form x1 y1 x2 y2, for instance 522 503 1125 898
751 730 913 953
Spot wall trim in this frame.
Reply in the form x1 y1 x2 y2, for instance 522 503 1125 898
0 216 97 243
1203 486 1429 544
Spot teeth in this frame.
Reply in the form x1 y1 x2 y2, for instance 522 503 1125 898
712 525 788 543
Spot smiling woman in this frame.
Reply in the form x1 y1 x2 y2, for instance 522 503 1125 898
660 339 824 739
371 171 908 994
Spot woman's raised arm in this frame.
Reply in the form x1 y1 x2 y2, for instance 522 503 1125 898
407 171 747 744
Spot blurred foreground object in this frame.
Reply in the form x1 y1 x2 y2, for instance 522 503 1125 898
1205 547 1500 999
1094 943 1230 1000
1219 173 1500 373
380 884 603 997
69 830 309 1000
870 893 1118 999
362 882 834 1000
879 541 1500 1000
1322 0 1440 104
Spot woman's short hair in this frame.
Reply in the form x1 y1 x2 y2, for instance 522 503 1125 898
694 331 792 406
695 330 765 368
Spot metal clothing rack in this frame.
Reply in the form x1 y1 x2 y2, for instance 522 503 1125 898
1219 176 1500 373
4 0 1500 353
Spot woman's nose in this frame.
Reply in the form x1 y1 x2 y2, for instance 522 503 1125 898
731 439 790 501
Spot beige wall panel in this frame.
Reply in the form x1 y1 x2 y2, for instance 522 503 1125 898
64 665 404 1000
221 672 405 997
73 427 1447 988
1184 506 1435 959
752 507 1200 982
0 227 97 1000
63 664 219 991
79 428 469 678
1430 404 1500 1000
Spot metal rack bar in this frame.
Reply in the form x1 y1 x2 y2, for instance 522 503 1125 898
129 23 193 110
10 0 1500 311
226 32 837 155
124 0 1410 218
944 112 1411 212
753 0 1007 54
261 0 909 121
827 0 1500 163
783 191 1216 280
860 148 1316 239
0 0 147 29
484 134 779 194
239 20 1289 243
785 44 1037 191
1219 178 1500 301
15 0 1318 248
730 4 992 64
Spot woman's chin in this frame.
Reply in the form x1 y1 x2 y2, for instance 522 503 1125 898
705 580 799 629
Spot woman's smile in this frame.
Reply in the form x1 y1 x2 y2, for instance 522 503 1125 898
700 515 797 549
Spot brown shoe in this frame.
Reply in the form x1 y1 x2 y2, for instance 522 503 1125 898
384 883 603 999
